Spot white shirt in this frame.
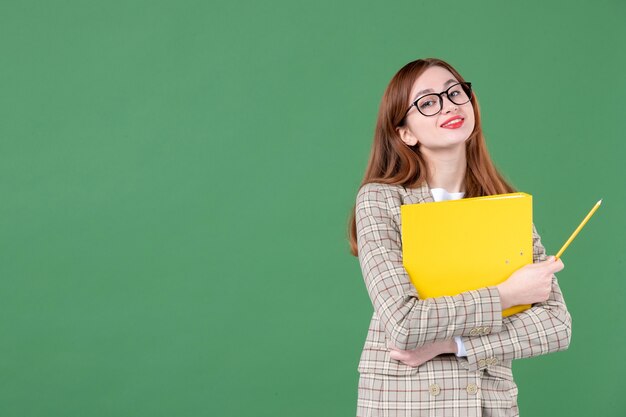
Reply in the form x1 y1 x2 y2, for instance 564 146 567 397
429 187 468 357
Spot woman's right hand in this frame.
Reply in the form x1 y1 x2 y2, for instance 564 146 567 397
496 256 565 310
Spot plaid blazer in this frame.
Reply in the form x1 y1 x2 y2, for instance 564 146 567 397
355 181 572 416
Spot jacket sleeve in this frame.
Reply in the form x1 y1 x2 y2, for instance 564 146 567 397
462 223 572 372
355 182 504 351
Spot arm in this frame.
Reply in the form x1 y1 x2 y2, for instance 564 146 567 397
462 224 572 372
355 183 503 351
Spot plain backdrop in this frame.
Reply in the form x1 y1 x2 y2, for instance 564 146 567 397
1 0 625 416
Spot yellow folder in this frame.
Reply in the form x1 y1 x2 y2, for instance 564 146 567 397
400 192 533 317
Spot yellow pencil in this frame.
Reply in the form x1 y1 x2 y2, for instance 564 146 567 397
554 199 602 261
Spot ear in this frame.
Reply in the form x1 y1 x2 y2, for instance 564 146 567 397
396 125 419 147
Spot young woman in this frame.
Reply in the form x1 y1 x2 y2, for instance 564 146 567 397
347 58 572 417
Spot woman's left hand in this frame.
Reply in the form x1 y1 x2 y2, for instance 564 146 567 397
389 339 457 368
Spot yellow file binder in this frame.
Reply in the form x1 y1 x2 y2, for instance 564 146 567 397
400 192 533 318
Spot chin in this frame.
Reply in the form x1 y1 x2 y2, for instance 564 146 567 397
443 131 472 143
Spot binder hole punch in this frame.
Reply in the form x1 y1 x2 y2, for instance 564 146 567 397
505 259 510 264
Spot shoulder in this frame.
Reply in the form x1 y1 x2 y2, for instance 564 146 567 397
355 183 405 230
356 182 404 208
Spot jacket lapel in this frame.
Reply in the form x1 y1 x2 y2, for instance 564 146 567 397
402 180 435 205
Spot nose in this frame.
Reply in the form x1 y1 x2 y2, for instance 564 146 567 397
441 94 458 113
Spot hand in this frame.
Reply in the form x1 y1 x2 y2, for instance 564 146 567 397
388 339 457 368
497 255 565 310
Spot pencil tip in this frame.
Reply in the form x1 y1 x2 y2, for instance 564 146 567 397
598 199 603 205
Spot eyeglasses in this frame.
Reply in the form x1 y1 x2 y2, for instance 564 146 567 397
404 82 473 117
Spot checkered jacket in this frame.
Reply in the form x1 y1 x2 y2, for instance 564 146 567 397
355 181 572 377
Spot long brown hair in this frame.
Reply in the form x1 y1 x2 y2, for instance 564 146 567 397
347 58 517 257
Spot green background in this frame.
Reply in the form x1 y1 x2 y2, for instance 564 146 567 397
1 0 624 416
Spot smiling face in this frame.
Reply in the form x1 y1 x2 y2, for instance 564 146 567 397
396 65 475 151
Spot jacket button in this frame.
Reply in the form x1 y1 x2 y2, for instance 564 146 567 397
429 383 441 396
466 383 478 395
482 327 491 335
478 359 487 367
487 357 498 365
469 328 479 336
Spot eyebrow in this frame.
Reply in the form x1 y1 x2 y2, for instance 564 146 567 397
413 79 459 101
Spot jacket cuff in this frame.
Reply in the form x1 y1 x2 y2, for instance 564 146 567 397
464 332 499 372
460 286 503 338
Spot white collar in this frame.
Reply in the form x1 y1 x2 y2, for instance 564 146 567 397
430 187 465 202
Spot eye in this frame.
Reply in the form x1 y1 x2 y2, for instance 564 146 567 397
449 86 465 97
419 100 435 109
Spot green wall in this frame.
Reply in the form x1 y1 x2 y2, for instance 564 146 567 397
1 1 624 416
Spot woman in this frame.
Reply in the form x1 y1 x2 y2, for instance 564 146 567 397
347 58 572 417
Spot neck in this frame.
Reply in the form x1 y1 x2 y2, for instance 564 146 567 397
422 145 467 193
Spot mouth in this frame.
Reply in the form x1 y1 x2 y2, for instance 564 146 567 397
440 116 464 129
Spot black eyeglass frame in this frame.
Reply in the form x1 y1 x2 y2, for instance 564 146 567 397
404 82 473 118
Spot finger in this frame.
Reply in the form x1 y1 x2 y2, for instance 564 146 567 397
549 259 564 271
542 256 564 271
389 350 404 360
